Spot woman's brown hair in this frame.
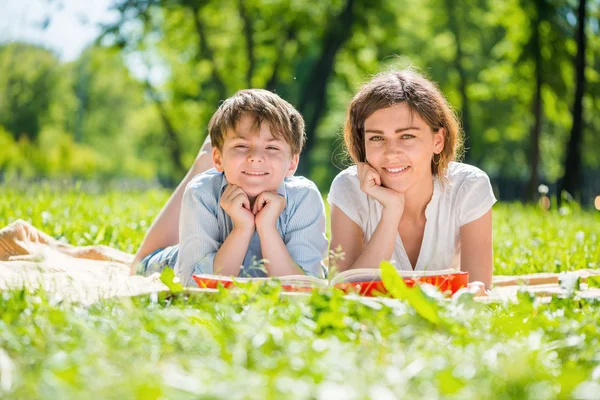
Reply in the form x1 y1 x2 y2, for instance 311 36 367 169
343 69 463 177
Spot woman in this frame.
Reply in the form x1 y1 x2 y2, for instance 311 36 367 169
327 69 496 288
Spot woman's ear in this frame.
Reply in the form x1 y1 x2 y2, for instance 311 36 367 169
212 147 224 172
286 154 300 177
433 127 446 154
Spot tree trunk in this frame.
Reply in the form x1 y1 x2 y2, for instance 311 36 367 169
189 3 228 101
295 0 359 176
445 0 472 162
526 9 543 202
238 0 255 87
145 81 186 176
560 0 586 201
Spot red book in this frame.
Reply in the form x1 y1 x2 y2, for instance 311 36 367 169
192 268 469 297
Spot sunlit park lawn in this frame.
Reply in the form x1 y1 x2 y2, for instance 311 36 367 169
1 184 600 399
2 184 598 276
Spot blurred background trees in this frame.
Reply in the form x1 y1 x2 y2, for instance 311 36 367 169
1 0 599 204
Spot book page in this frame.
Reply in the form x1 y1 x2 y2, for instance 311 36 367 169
329 268 459 286
192 274 328 289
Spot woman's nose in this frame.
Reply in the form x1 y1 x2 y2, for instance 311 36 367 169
384 140 402 157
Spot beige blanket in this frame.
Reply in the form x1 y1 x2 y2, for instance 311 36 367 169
1 220 598 305
0 220 166 305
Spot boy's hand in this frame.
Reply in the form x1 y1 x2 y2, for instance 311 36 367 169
357 162 405 217
220 184 255 232
253 191 286 233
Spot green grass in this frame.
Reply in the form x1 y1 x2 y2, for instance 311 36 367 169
1 184 598 275
1 185 600 399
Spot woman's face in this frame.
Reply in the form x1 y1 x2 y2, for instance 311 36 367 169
363 102 444 193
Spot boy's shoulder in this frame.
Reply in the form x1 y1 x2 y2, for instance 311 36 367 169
186 168 225 196
282 175 323 206
283 175 321 195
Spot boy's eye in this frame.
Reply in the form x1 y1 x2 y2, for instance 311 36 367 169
266 146 279 150
235 144 249 149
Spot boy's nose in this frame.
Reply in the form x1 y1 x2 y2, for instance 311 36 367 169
247 149 265 163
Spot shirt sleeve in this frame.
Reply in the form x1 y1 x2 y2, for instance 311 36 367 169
457 169 497 226
175 177 222 287
284 184 329 278
327 168 364 227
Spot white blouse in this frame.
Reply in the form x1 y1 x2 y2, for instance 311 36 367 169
327 162 497 272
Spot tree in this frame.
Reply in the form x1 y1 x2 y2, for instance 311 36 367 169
0 43 61 141
560 0 587 200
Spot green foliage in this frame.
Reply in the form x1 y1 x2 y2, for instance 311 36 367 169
0 186 597 275
0 43 61 141
3 0 599 193
1 273 600 398
0 43 158 181
160 267 183 293
380 260 443 326
0 186 599 398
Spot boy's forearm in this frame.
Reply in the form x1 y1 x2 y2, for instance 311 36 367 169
213 227 254 276
258 227 304 276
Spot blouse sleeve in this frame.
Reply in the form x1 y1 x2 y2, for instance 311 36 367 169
457 169 497 226
327 167 365 227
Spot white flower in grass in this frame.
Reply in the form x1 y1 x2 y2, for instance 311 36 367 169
559 207 570 216
0 349 14 391
575 231 585 242
537 184 549 195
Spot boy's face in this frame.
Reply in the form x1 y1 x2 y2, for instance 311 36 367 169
212 113 299 200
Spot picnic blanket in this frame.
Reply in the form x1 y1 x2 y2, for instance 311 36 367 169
1 220 598 305
0 220 166 305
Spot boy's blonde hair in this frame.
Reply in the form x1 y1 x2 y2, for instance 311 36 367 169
208 89 305 155
344 69 463 177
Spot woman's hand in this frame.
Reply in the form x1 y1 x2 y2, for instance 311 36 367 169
466 281 488 297
357 162 405 217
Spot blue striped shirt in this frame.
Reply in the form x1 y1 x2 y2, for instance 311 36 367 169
175 169 328 286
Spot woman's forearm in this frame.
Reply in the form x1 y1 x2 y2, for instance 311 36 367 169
347 208 401 270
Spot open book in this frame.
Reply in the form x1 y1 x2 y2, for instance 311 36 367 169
192 268 469 296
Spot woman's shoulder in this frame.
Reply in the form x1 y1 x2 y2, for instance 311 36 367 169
443 162 493 195
445 162 490 183
327 165 369 226
330 165 360 188
441 162 497 224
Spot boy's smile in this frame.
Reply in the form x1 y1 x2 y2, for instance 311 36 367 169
212 113 299 201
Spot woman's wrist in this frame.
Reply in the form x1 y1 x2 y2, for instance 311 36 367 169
382 205 403 221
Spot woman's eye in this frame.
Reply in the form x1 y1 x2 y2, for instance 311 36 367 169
369 136 383 141
401 134 415 139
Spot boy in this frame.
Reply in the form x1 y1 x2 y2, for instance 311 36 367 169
174 89 327 286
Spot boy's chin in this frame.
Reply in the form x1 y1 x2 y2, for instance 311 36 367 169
238 185 277 199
